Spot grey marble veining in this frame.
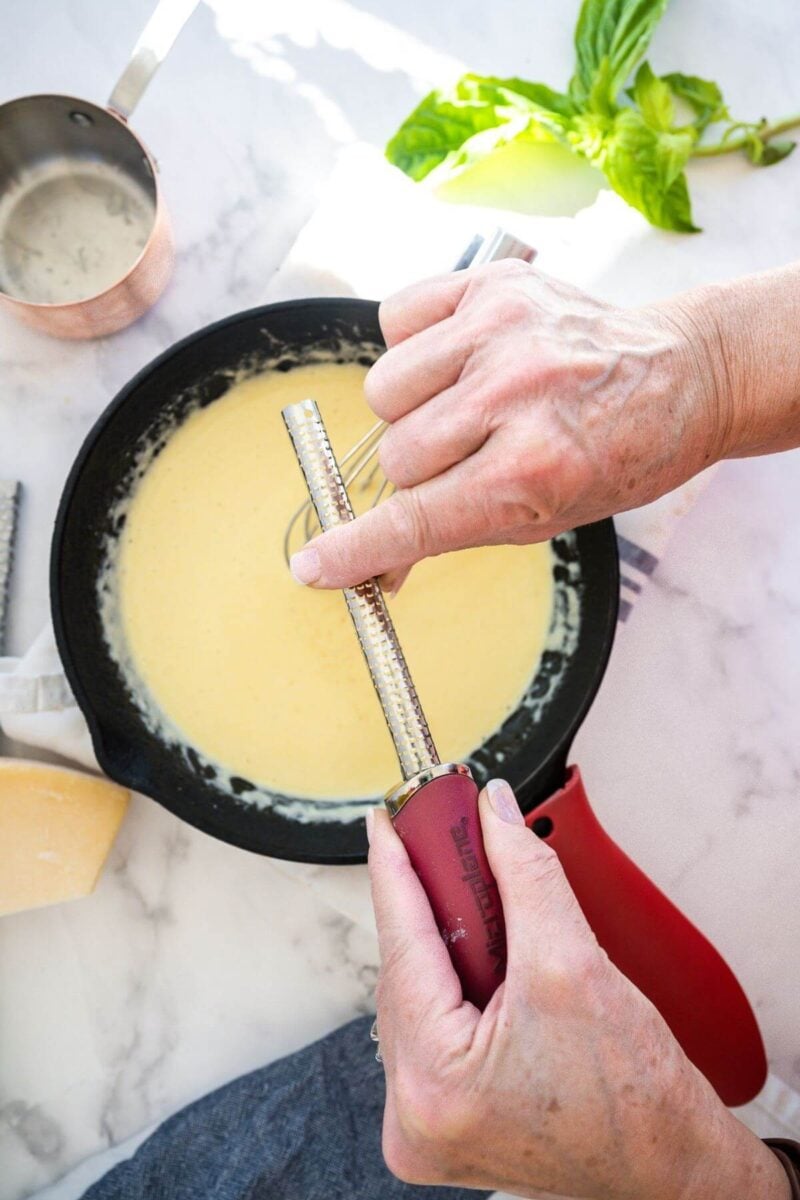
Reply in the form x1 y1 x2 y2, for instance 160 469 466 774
1 2 800 1199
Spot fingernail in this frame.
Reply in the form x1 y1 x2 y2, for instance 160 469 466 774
365 807 375 843
485 778 523 825
290 545 322 586
381 575 404 599
388 567 411 598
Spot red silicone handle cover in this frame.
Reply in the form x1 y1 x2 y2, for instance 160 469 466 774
392 772 506 1010
529 767 766 1106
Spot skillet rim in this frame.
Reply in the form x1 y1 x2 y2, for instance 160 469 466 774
50 297 619 863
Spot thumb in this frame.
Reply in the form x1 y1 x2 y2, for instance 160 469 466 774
367 808 463 1045
478 779 599 984
288 469 481 590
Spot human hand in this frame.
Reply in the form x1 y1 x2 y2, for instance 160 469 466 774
366 779 789 1199
290 260 728 590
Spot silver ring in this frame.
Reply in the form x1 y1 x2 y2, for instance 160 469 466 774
370 1017 382 1063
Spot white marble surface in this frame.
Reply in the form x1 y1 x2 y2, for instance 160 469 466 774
2 1 800 1197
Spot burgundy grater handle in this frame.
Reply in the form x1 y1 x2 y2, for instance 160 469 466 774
391 771 506 1010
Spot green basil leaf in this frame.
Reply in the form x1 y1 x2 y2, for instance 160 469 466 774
571 0 670 106
661 72 728 131
760 139 796 166
630 61 674 130
385 74 574 183
571 107 699 230
496 78 577 118
385 88 512 182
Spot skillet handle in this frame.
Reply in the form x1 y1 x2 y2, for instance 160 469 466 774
528 766 766 1106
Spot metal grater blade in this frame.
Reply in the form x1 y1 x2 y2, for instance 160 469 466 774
0 481 19 656
282 399 439 781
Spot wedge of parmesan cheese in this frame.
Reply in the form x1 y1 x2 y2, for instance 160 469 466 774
0 759 129 916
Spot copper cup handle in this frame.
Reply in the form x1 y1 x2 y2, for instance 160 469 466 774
107 0 199 121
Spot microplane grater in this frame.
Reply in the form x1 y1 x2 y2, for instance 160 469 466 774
282 399 438 781
282 399 507 1011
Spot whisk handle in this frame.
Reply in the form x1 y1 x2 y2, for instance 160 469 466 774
390 768 506 1010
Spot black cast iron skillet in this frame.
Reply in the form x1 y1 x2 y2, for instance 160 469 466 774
51 296 767 1105
51 297 618 864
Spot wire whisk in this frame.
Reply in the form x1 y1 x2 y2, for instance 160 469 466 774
283 417 391 565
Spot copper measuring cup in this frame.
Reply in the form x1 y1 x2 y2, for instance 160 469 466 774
0 0 197 339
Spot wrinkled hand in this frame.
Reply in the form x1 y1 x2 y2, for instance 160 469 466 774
291 260 725 590
366 780 788 1200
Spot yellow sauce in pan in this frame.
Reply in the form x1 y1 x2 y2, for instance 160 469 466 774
117 362 554 800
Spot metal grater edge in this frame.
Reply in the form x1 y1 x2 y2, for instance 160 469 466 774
0 480 20 656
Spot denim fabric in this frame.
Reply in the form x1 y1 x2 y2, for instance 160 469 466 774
82 1015 490 1200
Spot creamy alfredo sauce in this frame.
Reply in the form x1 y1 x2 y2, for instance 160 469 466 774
116 362 555 802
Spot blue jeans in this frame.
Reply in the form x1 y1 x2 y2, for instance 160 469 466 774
82 1015 490 1199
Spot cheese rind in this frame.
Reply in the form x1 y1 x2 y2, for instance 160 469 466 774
0 759 129 917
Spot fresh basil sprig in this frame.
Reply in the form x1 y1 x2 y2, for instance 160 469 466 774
385 0 799 232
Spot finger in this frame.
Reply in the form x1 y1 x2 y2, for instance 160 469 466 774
378 380 488 490
364 314 469 424
478 780 599 984
379 256 540 346
368 809 463 1051
288 458 490 589
379 271 472 346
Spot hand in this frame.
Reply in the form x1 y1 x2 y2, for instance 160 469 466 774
290 259 727 590
366 779 789 1200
